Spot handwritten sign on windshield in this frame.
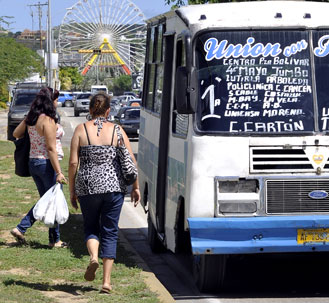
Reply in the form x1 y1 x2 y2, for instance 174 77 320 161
196 31 329 133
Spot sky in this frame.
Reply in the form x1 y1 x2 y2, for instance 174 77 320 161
0 0 171 32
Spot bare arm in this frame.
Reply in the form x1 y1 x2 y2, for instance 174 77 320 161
13 120 27 139
68 125 82 210
119 126 141 206
43 117 66 183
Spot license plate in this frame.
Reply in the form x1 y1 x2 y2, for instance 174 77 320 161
297 228 329 244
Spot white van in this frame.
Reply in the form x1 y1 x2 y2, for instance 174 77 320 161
91 85 108 95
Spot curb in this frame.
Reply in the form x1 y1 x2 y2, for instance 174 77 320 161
118 229 175 303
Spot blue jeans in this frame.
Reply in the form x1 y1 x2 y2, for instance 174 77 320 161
78 192 124 259
16 158 61 244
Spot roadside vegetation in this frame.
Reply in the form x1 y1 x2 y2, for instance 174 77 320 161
0 36 44 107
0 141 159 303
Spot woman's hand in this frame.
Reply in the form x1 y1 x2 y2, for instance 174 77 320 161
70 191 79 210
131 188 140 207
13 119 27 139
56 172 67 184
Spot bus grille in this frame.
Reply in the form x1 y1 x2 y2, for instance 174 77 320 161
266 179 329 214
250 147 329 173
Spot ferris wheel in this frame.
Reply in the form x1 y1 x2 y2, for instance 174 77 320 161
58 0 146 76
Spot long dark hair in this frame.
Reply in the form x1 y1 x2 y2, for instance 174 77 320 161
25 87 58 126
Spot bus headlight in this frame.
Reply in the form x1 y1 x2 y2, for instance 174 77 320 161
215 179 259 215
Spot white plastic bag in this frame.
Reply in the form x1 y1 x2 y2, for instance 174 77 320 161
33 183 69 227
55 185 69 224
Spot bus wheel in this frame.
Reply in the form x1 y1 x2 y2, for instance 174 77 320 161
193 254 227 293
147 213 165 253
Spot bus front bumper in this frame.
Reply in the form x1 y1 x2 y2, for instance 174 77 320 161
188 216 329 255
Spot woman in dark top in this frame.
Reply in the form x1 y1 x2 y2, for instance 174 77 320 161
68 92 140 293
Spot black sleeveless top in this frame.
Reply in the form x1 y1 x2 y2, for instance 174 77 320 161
75 124 126 196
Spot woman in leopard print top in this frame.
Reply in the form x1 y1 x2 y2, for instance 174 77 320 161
68 92 140 293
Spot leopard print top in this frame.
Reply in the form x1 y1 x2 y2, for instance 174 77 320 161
75 125 126 196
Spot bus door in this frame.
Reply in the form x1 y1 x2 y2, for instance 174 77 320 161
155 31 175 234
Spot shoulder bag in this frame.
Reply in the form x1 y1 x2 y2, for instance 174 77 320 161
115 125 138 185
14 127 31 177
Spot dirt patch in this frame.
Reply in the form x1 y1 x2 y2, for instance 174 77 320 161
1 230 14 243
0 155 13 160
41 290 90 303
0 268 31 276
0 174 11 179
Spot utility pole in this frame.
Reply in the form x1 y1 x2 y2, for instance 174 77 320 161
47 0 52 87
28 2 47 50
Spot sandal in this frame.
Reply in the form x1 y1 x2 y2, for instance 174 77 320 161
84 259 99 281
49 241 68 248
10 228 25 243
100 285 112 294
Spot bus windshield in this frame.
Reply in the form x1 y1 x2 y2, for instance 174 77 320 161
195 30 329 134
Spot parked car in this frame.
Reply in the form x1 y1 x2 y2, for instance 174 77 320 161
7 88 60 141
74 93 92 116
114 106 140 137
107 99 121 121
110 98 121 111
127 99 141 107
58 92 74 107
124 91 137 97
71 91 83 103
116 95 136 107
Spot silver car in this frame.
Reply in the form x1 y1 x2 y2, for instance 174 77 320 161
74 93 92 116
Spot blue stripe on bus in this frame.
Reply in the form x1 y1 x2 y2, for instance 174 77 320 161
188 216 329 255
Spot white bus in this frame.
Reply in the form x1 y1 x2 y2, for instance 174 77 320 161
138 1 329 292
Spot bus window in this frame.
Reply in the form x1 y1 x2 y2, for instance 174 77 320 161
173 38 189 136
145 24 165 114
154 24 165 114
145 26 156 110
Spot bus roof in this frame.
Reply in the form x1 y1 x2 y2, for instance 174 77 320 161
148 1 329 29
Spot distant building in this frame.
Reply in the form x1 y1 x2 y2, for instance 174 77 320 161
18 29 46 41
16 29 47 52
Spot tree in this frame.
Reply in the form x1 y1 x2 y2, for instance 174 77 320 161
0 16 14 30
109 74 132 95
165 0 186 8
0 36 43 104
59 67 83 91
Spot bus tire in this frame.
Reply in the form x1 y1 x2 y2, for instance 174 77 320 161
193 254 227 293
147 213 165 253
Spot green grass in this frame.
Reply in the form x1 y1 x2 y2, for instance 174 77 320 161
0 141 159 303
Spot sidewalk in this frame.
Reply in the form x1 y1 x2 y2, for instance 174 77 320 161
119 198 175 303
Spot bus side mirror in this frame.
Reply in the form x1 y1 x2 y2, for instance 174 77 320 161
175 66 196 114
